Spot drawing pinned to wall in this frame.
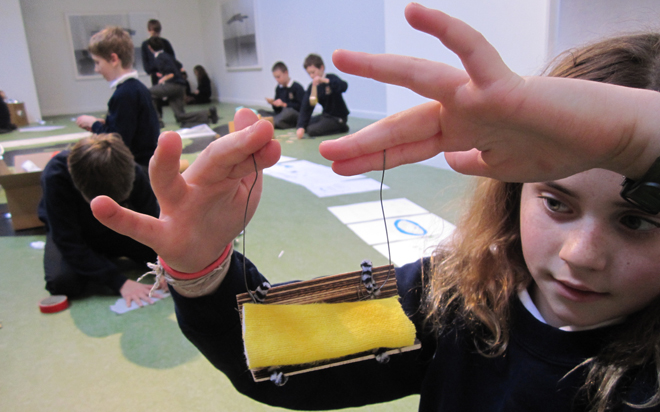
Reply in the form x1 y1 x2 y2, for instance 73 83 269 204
221 0 260 70
66 12 156 79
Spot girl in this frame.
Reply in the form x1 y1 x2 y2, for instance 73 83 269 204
92 4 660 411
185 65 212 104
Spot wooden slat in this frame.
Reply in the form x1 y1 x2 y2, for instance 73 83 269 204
236 265 422 382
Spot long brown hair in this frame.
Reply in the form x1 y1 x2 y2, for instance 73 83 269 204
424 33 660 411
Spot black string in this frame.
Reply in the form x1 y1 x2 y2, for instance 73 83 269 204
243 154 259 303
376 149 393 293
241 150 393 301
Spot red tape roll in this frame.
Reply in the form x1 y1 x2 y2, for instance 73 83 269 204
39 295 69 313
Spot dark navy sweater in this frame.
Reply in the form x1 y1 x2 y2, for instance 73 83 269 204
38 152 159 292
272 81 305 113
91 78 159 167
297 74 349 129
171 253 660 412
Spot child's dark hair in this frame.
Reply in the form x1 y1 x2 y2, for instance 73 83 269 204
67 133 136 203
193 65 208 80
147 19 162 34
272 61 288 73
303 54 324 69
147 36 164 52
88 27 134 69
425 33 660 412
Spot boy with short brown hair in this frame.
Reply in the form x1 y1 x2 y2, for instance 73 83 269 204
296 54 350 138
76 26 160 169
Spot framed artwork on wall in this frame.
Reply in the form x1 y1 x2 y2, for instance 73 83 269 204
220 0 261 71
66 12 157 79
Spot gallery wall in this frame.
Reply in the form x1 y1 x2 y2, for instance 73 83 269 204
20 0 208 117
11 0 660 121
0 0 41 123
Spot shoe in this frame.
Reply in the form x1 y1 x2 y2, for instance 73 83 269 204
209 106 219 124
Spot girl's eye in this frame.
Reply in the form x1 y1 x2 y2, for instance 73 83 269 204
619 215 660 231
540 196 569 213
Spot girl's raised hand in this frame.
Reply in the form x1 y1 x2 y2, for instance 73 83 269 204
91 109 281 273
320 3 660 182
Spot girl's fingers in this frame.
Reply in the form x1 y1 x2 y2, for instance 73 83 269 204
185 119 279 185
403 3 512 88
148 131 189 206
320 101 443 163
90 196 163 252
333 50 468 103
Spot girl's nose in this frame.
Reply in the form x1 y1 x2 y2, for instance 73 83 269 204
558 220 608 272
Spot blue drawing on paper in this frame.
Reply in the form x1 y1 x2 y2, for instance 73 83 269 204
394 219 427 236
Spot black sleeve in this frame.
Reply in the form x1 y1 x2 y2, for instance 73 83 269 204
327 74 348 93
162 38 176 60
92 84 140 151
170 252 427 410
296 84 313 129
141 41 155 74
287 82 305 112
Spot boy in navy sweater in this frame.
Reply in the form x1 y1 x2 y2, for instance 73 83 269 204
296 54 349 138
75 27 159 169
39 134 161 307
258 62 305 129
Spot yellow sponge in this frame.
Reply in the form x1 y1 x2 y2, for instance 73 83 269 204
242 296 416 369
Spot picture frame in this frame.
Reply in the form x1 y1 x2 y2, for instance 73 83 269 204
66 12 157 79
220 0 261 71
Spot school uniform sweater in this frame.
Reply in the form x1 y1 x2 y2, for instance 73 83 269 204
297 74 349 129
272 81 305 113
38 152 159 292
91 78 159 167
171 254 660 411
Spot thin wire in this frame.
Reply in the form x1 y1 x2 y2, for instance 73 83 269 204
243 154 259 303
376 149 393 293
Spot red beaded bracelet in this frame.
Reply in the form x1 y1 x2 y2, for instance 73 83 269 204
159 243 232 280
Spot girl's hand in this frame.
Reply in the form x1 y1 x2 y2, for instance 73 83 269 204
91 109 281 273
320 3 660 182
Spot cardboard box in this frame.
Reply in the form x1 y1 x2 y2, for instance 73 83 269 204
0 152 54 231
7 102 29 127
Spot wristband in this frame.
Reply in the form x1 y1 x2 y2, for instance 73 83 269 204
159 243 232 280
620 156 660 214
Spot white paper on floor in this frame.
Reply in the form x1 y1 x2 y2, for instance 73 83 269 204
264 159 387 197
328 198 455 266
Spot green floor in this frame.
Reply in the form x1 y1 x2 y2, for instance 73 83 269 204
0 103 471 411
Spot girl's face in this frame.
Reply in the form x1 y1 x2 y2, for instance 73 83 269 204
520 169 660 328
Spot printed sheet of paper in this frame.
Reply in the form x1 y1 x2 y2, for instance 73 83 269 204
264 159 387 197
328 198 455 266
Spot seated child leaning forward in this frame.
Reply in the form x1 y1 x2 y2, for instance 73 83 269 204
40 133 164 307
296 53 349 138
75 26 159 170
91 4 660 412
147 37 218 128
258 61 305 129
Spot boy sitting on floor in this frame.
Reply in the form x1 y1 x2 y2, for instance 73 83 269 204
258 61 305 129
296 54 350 138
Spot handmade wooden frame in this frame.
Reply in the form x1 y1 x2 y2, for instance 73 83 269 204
237 264 421 382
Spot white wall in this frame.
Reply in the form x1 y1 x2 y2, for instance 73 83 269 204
383 0 552 116
203 0 387 119
21 0 208 116
552 0 660 57
0 0 41 123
